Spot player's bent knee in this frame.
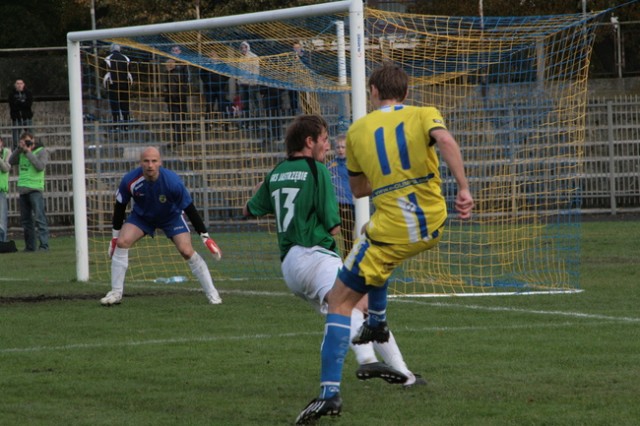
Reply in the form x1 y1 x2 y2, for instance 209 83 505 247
180 248 195 260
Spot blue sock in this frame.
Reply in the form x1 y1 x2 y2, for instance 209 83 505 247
319 313 351 399
367 283 388 327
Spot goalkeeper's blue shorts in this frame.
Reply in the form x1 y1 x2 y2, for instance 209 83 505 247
125 211 190 238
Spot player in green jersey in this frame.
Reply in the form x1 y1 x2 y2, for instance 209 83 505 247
244 115 425 410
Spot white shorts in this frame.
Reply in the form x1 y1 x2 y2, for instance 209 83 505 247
281 245 342 314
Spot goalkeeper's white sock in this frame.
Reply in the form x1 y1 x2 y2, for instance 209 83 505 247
350 308 378 365
110 247 128 294
373 331 413 378
188 252 218 296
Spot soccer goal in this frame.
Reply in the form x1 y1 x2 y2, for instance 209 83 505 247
67 0 605 295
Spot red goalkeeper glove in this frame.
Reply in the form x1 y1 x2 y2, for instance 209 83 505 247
201 232 222 261
108 229 119 258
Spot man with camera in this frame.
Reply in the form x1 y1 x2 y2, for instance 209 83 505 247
0 137 11 243
8 132 49 252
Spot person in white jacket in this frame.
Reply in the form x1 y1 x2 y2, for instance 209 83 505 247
237 41 261 118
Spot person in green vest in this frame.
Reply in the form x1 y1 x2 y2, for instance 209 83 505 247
8 132 49 251
0 136 11 242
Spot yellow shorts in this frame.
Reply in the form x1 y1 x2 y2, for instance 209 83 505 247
341 228 443 289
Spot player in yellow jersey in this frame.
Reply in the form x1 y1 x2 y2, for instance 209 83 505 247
296 63 474 424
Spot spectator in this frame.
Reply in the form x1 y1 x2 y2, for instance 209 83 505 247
8 132 50 252
237 41 261 119
0 137 11 242
199 67 229 117
8 79 34 146
103 44 133 131
261 85 285 143
163 59 189 147
327 134 355 255
170 45 192 84
288 42 307 114
171 45 184 57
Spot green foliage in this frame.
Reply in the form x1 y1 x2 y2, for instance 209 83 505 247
2 0 639 49
410 0 640 18
1 220 639 424
0 3 56 48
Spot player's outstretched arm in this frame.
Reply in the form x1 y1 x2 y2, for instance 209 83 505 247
243 180 264 218
349 173 372 198
432 129 474 219
108 229 119 258
184 202 222 260
454 189 474 220
109 201 127 258
200 232 222 260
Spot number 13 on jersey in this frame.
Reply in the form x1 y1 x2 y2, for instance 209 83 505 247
271 188 300 232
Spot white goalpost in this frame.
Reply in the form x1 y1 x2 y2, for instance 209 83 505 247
67 0 366 282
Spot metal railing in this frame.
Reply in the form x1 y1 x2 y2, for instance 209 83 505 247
0 95 639 234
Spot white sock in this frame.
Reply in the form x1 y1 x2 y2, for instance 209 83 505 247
188 252 218 297
374 331 413 379
110 247 128 294
350 308 378 365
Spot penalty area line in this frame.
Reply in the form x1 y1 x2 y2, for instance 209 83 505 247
0 321 602 354
394 298 640 323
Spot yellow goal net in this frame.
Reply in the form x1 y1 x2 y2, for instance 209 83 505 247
70 2 605 294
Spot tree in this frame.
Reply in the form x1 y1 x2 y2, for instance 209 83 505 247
70 0 326 29
409 0 639 18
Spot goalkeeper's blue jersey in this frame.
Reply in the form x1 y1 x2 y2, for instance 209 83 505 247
116 167 192 227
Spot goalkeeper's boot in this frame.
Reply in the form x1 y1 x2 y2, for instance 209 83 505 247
100 290 122 306
356 362 408 384
351 321 390 345
295 393 342 425
206 290 222 305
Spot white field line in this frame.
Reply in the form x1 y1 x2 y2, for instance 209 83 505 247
2 286 639 354
394 298 640 323
0 322 632 354
0 321 619 354
0 331 319 354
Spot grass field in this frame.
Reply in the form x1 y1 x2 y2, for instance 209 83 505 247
1 220 639 425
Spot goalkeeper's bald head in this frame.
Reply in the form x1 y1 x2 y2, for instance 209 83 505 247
139 146 162 181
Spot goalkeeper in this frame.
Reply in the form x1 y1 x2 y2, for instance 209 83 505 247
100 146 222 306
243 115 424 394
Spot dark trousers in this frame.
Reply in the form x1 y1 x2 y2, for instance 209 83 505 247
203 79 229 113
169 102 188 143
19 190 49 251
108 84 130 124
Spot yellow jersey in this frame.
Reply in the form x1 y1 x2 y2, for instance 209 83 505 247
346 105 447 244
